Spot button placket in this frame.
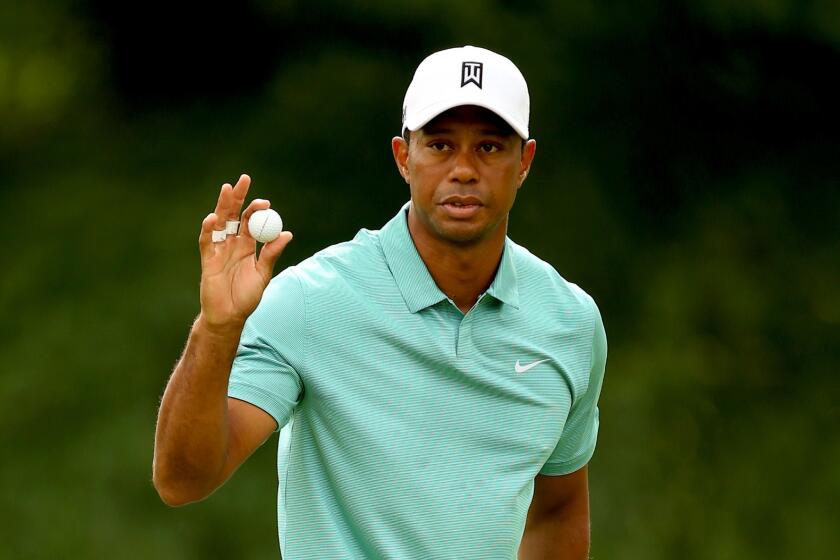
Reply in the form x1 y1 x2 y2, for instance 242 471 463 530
455 294 486 357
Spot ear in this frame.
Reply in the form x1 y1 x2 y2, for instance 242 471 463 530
391 136 410 184
516 139 537 189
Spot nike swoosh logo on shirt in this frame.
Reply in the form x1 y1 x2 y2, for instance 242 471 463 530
514 358 551 374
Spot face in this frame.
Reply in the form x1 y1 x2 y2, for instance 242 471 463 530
392 105 537 248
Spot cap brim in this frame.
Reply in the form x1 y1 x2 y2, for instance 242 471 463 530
404 95 529 139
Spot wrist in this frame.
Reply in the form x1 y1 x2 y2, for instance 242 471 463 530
194 313 246 341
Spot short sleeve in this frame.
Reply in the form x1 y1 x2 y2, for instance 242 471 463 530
228 267 307 432
539 298 607 475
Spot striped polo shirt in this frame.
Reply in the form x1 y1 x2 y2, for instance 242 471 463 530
228 203 607 559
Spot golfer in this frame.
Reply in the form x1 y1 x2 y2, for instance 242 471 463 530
154 45 607 559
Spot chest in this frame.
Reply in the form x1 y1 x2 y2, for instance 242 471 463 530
296 295 592 473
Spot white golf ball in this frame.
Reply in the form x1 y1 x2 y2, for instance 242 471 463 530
248 209 283 243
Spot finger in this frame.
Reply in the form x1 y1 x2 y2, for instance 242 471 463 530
213 182 234 219
256 231 293 278
238 198 271 240
198 213 220 260
212 174 250 224
210 187 231 244
229 174 251 219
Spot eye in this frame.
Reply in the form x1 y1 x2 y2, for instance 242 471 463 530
479 143 500 153
429 141 451 152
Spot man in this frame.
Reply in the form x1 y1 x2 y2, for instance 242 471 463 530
154 45 607 559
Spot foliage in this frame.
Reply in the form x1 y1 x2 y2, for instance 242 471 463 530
1 1 838 558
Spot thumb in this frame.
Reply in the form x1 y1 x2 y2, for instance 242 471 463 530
256 231 293 278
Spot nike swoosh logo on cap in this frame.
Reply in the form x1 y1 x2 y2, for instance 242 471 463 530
514 358 551 374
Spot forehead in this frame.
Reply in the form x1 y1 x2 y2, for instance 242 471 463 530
420 105 515 136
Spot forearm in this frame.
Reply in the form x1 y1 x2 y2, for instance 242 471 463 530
153 314 243 505
518 508 590 560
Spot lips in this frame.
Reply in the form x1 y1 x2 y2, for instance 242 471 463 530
440 195 482 206
439 195 483 219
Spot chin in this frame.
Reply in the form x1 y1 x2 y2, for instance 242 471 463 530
433 222 490 246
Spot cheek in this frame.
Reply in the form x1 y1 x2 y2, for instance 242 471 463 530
408 158 444 191
407 165 434 201
486 163 520 191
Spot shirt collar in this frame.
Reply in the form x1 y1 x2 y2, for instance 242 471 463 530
379 202 520 313
486 238 520 309
379 203 448 313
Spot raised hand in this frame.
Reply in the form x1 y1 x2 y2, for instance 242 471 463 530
198 174 293 332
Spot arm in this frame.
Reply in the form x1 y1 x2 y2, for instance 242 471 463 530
519 298 606 557
518 467 591 560
153 318 277 506
152 174 293 506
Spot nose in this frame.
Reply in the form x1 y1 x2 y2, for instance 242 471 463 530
449 148 479 184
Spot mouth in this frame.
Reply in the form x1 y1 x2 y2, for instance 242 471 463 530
439 195 483 218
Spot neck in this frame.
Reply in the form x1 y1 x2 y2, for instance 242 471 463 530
407 208 506 314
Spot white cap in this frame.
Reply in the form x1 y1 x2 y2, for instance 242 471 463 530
402 45 530 139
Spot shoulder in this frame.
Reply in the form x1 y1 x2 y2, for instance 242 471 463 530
509 240 607 386
279 227 387 295
508 239 599 320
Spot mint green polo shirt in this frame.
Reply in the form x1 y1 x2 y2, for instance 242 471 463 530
228 203 607 559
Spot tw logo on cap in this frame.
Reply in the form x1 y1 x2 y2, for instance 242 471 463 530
461 61 483 88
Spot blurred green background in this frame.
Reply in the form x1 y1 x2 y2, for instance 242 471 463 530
2 1 839 558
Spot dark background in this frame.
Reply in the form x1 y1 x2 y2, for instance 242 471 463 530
2 1 838 558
